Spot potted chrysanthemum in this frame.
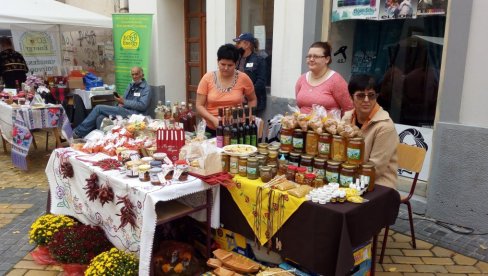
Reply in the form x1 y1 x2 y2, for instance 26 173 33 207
29 214 77 265
85 247 139 276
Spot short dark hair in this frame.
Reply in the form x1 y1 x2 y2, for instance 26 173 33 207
309 41 332 64
217 44 240 63
0 36 13 48
348 74 377 96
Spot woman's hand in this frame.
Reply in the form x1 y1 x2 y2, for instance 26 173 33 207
196 94 218 129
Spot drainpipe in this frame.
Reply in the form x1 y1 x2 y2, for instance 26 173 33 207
119 0 129 13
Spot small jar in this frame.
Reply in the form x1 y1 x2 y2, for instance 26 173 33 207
257 155 268 168
318 133 332 158
221 153 230 172
347 137 365 165
289 152 301 166
246 157 259 180
313 157 326 180
267 149 279 166
258 143 269 155
260 166 273 183
141 157 154 164
286 165 297 181
149 168 162 185
280 128 294 151
175 161 189 181
338 191 346 203
313 178 325 188
360 162 376 192
300 154 314 173
125 160 141 178
150 160 162 168
138 164 151 182
278 157 289 176
292 129 305 153
331 135 347 162
304 173 316 186
305 131 319 156
268 145 280 152
325 160 341 184
339 163 357 188
268 163 278 178
238 156 248 177
229 155 239 175
295 167 307 185
152 152 168 163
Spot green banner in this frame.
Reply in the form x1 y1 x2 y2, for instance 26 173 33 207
112 14 153 94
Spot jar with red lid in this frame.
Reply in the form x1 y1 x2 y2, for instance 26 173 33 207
303 173 316 186
286 165 297 181
295 167 307 184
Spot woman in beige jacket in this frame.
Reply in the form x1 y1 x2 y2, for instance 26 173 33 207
342 74 399 189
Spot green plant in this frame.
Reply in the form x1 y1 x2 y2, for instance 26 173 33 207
85 247 139 276
29 214 77 246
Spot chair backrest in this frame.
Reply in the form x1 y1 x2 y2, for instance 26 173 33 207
90 94 115 108
397 143 427 200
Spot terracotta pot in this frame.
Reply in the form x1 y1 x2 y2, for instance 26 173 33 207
61 263 88 276
30 245 57 265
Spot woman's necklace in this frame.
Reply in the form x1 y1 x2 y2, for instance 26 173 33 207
308 68 329 92
215 70 238 93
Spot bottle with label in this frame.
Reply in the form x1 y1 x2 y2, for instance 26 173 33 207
230 108 239 145
187 103 196 132
238 108 245 144
223 108 231 146
216 108 224 148
244 106 251 145
250 107 258 146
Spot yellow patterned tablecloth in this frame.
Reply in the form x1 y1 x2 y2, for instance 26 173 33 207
229 175 306 245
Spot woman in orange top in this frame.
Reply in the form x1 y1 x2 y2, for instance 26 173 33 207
196 44 257 135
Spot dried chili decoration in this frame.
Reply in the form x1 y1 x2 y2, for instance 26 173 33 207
93 158 122 171
116 195 137 230
60 161 74 179
98 184 114 206
84 173 100 201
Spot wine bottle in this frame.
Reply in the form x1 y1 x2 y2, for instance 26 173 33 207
238 107 245 144
223 108 231 146
216 108 224 148
187 103 196 132
250 107 258 147
244 106 251 145
230 108 239 145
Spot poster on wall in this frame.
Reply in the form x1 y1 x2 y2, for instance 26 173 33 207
112 14 153 94
331 0 380 22
11 24 62 75
378 0 419 20
395 123 432 181
417 0 447 16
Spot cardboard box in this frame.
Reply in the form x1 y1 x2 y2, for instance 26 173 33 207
353 242 372 266
68 77 84 90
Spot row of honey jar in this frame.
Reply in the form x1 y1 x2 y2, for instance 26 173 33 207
279 128 365 164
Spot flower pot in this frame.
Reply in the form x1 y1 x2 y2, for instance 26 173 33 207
30 245 57 265
61 263 88 276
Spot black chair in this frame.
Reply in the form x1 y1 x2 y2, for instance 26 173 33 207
90 94 115 108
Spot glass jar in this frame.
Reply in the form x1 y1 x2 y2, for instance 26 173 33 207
325 160 341 184
153 152 168 163
313 157 326 180
238 156 248 177
305 131 319 156
221 153 230 172
278 157 289 176
313 178 325 188
260 166 273 183
177 165 189 181
278 149 290 161
295 167 307 185
300 154 314 173
268 163 278 178
138 164 151 182
229 155 239 175
304 173 316 186
331 135 347 162
360 162 376 192
318 133 332 158
268 145 280 152
280 128 294 151
347 137 365 165
292 129 305 153
289 152 301 166
141 157 154 164
339 163 357 188
286 165 297 181
150 160 162 168
258 143 269 155
267 150 279 166
257 155 268 168
247 157 259 180
149 168 162 185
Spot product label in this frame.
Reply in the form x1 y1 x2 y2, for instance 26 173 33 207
292 138 304 149
325 171 339 184
238 165 247 173
247 167 257 175
339 175 353 187
347 147 361 160
360 175 370 186
281 134 292 145
314 168 325 178
318 142 330 155
230 160 238 174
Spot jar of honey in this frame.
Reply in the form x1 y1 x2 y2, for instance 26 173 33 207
313 157 326 180
247 157 259 180
258 143 269 155
229 155 239 175
347 137 365 165
295 167 307 184
360 162 376 192
313 178 325 188
238 156 248 177
300 154 314 173
331 135 347 162
305 131 319 156
304 173 316 186
257 155 268 168
318 133 332 158
221 153 230 172
289 152 301 166
260 166 273 183
339 163 357 188
325 160 341 184
268 150 279 167
286 165 297 181
280 128 294 151
292 129 305 153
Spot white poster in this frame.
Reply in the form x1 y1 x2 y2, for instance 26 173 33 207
254 25 266 50
395 123 432 181
11 24 62 75
331 0 380 22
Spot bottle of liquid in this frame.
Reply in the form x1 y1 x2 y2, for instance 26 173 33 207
230 108 239 145
250 107 258 147
179 101 188 130
216 108 224 148
238 107 245 144
164 101 172 120
223 108 231 146
187 103 196 132
154 101 164 120
244 106 251 145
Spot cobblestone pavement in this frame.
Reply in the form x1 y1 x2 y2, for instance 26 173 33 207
1 132 488 275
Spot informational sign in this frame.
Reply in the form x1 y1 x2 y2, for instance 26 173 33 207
11 24 62 75
254 25 266 51
331 0 380 22
395 123 433 181
112 14 153 94
378 0 418 20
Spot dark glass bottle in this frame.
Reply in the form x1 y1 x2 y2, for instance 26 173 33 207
216 108 224 148
244 105 251 145
223 108 231 146
187 103 196 132
250 107 258 146
230 109 239 145
238 107 245 144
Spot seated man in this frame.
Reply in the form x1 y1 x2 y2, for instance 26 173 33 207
73 66 151 138
342 74 399 189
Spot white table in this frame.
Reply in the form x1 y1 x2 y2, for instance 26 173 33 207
73 89 114 109
45 148 220 276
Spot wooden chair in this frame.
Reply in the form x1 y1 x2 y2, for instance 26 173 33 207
379 143 427 263
90 94 115 108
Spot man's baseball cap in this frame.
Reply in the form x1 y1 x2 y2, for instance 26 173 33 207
233 33 255 43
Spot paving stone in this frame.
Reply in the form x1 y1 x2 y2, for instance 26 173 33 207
431 246 456 257
402 249 433 257
384 241 413 249
375 272 403 276
24 270 59 276
421 257 455 265
474 261 488 273
381 264 416 272
445 265 481 274
5 268 27 276
403 273 436 276
12 260 45 270
453 253 478 266
414 239 434 250
413 264 449 273
435 274 467 276
390 256 424 265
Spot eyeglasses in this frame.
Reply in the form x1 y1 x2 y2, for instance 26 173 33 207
305 55 326 60
354 92 378 101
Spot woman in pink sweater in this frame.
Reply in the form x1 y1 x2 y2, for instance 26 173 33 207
295 41 353 115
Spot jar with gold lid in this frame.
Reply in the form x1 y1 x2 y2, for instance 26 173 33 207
286 165 297 181
260 166 273 183
267 149 279 167
325 160 341 184
331 135 347 162
347 137 365 165
305 130 319 156
257 155 268 168
339 163 357 188
318 133 332 158
280 128 294 151
238 156 248 177
292 129 305 153
313 157 326 180
221 153 230 172
247 157 259 180
258 143 269 155
289 152 301 166
360 162 376 192
300 154 314 173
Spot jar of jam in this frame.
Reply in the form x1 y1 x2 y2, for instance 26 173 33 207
300 154 314 172
221 153 230 172
149 168 162 185
304 173 316 186
150 160 162 168
331 135 347 162
289 152 301 166
260 166 273 183
177 165 189 181
313 178 325 188
229 155 239 175
305 131 319 156
313 157 326 180
238 156 248 177
295 167 307 185
286 165 297 181
247 157 259 180
326 160 341 184
360 162 376 192
339 163 357 188
125 160 141 178
278 149 290 161
318 133 332 158
267 150 279 167
347 137 365 165
292 129 304 153
138 164 151 182
280 128 294 151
